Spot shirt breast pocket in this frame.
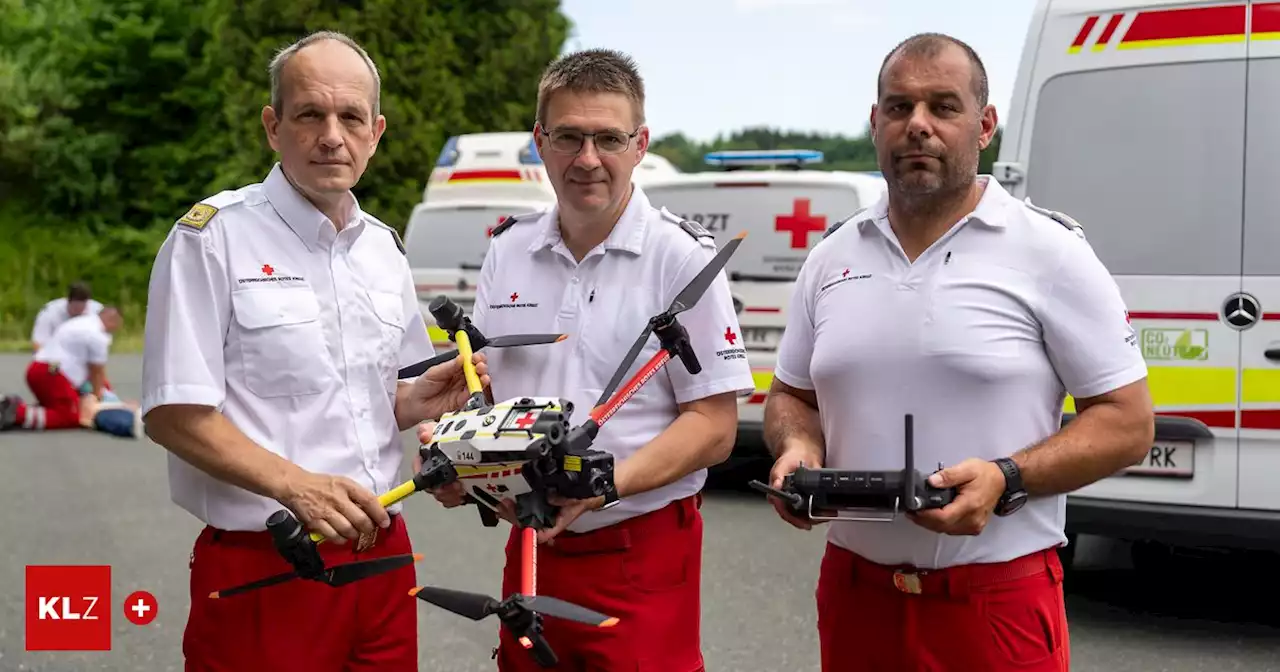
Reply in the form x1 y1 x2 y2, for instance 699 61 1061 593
367 289 406 391
921 262 1039 363
232 287 331 398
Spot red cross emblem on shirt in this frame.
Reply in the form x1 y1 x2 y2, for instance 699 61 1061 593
775 198 827 249
262 264 274 276
724 327 737 345
842 268 850 277
514 412 537 429
510 292 519 302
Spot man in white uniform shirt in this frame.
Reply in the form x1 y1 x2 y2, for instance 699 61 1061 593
1 307 121 431
425 48 753 671
762 34 1154 671
139 31 488 672
29 282 103 352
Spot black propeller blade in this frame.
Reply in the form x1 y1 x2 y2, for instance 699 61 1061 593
409 587 618 628
594 231 747 406
408 586 499 621
396 333 567 379
210 553 423 599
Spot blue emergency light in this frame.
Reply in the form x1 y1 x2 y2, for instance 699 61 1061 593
704 149 824 169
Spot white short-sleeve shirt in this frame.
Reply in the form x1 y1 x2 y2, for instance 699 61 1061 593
33 314 112 389
31 298 104 347
472 184 755 533
140 163 436 532
773 177 1148 568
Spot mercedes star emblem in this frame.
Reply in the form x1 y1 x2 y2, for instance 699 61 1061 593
1222 292 1261 330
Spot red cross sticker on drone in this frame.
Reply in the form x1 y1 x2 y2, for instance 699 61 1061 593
776 198 827 249
486 483 500 493
724 327 738 346
262 264 274 276
513 412 537 429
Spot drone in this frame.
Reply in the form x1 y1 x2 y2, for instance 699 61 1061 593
210 229 748 668
748 413 957 522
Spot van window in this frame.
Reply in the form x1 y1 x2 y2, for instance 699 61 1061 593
1244 58 1280 277
1025 61 1245 276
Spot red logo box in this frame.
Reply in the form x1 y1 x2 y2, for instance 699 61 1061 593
25 565 112 651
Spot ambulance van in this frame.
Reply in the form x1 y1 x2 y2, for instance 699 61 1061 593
403 132 684 348
641 150 887 465
996 0 1280 561
403 132 555 347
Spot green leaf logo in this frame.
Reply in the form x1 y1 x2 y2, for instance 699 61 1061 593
1174 330 1205 360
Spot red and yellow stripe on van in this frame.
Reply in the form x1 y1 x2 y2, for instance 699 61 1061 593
1068 2 1280 53
446 169 525 184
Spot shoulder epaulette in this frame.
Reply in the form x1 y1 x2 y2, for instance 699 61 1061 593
1023 198 1085 239
823 207 868 240
491 211 541 238
363 214 407 255
175 190 244 232
658 207 714 242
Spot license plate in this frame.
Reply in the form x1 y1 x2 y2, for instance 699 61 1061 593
1124 440 1194 478
741 327 781 348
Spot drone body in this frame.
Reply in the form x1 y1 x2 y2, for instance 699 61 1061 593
425 396 573 517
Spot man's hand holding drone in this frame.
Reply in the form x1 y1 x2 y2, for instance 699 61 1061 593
398 352 491 429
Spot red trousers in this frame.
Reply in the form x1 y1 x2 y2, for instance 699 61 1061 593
20 361 81 429
816 542 1070 672
495 495 705 672
183 514 418 672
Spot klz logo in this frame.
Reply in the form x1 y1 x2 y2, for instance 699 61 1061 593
26 565 111 651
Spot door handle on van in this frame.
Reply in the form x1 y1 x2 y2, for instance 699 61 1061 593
1265 347 1280 361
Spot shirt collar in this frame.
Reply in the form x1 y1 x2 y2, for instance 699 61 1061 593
858 175 1015 237
528 183 650 256
264 162 365 250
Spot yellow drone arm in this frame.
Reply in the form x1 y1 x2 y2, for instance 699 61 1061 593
307 479 421 543
454 329 484 395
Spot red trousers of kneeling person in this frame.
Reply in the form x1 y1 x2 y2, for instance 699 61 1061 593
16 361 82 430
494 494 706 672
183 513 418 672
816 542 1070 672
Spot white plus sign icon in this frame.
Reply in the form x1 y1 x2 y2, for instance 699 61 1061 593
123 590 158 626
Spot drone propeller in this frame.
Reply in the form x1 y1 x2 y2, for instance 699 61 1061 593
209 553 424 599
594 231 747 406
396 333 566 379
409 586 618 628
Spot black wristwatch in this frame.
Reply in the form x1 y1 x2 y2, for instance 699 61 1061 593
992 457 1027 516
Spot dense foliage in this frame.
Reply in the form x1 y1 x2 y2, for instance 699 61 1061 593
0 0 570 343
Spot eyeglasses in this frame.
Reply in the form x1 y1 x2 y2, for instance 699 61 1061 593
539 126 640 155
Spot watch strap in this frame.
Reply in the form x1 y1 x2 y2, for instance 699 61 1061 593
993 457 1024 498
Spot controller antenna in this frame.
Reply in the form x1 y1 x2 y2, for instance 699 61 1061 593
903 413 915 510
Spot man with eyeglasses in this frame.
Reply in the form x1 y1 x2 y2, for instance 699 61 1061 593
423 48 754 671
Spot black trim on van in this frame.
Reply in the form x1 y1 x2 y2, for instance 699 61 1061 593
1066 497 1280 552
729 272 794 282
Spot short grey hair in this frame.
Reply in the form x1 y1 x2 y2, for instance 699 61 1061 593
537 48 646 127
268 30 382 117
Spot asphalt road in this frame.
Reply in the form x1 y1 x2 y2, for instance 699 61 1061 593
2 354 1279 671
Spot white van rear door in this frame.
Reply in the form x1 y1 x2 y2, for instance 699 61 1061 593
1237 7 1280 511
1002 0 1247 508
403 200 548 346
